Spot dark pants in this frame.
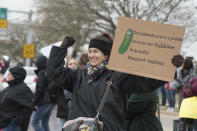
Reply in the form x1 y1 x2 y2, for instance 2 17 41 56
166 89 176 108
160 85 166 106
188 119 197 131
31 104 54 131
178 91 183 111
193 119 197 131
3 120 22 131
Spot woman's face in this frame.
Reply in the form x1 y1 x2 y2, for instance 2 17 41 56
67 59 78 70
88 48 108 67
7 72 14 81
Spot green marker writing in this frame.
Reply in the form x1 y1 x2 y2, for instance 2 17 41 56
118 29 133 54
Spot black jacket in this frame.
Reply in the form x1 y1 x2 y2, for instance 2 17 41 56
48 82 72 118
47 46 166 131
0 66 34 131
34 55 53 106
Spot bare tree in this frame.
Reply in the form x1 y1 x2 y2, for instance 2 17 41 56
0 23 40 63
78 0 193 34
33 0 97 57
0 24 27 61
33 0 195 56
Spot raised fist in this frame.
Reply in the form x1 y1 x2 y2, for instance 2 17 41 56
60 36 76 48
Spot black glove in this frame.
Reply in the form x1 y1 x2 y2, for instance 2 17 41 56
171 54 184 68
60 36 76 48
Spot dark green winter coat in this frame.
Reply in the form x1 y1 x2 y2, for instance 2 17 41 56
126 91 163 131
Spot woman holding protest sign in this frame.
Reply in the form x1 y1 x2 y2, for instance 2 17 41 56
47 33 168 131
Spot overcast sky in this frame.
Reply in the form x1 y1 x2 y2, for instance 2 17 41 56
0 0 34 11
0 0 197 61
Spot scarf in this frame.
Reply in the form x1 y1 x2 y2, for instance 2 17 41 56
86 61 108 83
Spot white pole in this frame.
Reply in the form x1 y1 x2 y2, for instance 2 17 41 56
25 10 33 66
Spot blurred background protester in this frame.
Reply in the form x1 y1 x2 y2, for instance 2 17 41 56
179 78 197 131
159 85 167 106
31 55 54 131
0 58 10 75
0 66 34 131
78 53 88 69
165 81 177 112
172 55 197 131
176 57 197 110
179 96 197 131
165 73 179 112
66 58 78 70
47 57 78 129
126 90 163 131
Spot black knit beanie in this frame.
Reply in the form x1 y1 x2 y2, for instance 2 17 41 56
9 66 26 80
88 39 112 56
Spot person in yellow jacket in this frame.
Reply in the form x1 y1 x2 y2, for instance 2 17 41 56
179 96 197 130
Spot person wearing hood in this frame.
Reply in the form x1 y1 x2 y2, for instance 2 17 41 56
0 66 34 131
31 55 54 131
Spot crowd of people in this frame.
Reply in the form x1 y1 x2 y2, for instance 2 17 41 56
0 50 89 131
0 32 196 131
159 55 197 131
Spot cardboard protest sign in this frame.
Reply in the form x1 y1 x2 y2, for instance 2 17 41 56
108 16 185 81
